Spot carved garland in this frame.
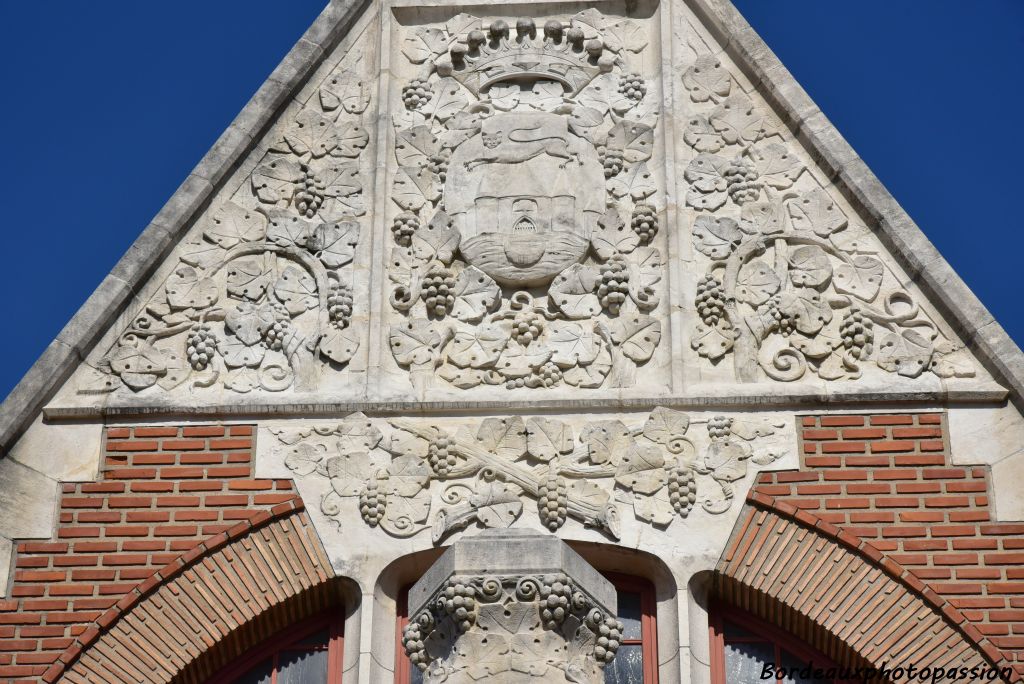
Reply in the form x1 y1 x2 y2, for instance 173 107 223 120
402 573 623 682
680 55 975 382
78 62 374 394
386 10 666 394
272 408 781 541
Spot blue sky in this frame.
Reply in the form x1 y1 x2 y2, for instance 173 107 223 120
0 1 1021 403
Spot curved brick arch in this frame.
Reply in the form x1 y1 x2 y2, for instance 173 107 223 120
48 501 340 684
716 498 1014 682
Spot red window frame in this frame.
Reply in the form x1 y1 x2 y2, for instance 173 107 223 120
208 610 345 684
709 602 855 684
395 573 658 683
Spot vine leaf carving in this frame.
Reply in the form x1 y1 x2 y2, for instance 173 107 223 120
684 155 727 210
422 77 469 122
692 321 735 360
308 221 359 268
615 443 666 494
393 166 440 211
787 188 848 237
549 322 601 367
788 245 833 289
931 341 975 378
225 302 276 346
609 314 661 363
383 489 431 530
389 320 443 366
550 264 600 320
264 209 311 248
274 266 318 316
284 108 339 158
605 18 647 53
251 154 302 204
683 116 724 153
331 121 370 158
226 256 274 301
739 201 785 237
395 125 440 167
204 202 267 248
218 335 266 368
748 142 804 188
710 94 776 144
562 341 611 388
319 327 360 365
735 259 781 306
284 442 326 476
451 266 499 322
607 120 654 163
643 407 690 445
326 452 376 496
876 328 933 378
525 418 574 462
386 455 430 497
166 266 218 310
590 208 639 260
448 322 509 369
682 55 730 103
223 367 259 393
778 287 832 336
476 417 527 460
179 240 225 270
834 255 883 301
692 215 741 259
110 343 167 390
320 70 371 114
580 421 630 465
471 482 523 529
607 161 656 200
495 342 551 379
632 488 675 527
412 211 461 264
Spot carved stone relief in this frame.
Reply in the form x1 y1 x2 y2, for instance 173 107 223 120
270 408 782 542
385 9 668 395
401 531 622 682
679 52 975 383
76 54 375 395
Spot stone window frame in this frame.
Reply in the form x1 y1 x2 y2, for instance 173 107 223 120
708 602 854 684
206 609 345 683
393 572 660 683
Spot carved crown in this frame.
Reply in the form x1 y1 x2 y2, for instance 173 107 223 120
438 18 615 96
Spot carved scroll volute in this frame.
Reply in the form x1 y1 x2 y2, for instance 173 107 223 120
401 530 621 682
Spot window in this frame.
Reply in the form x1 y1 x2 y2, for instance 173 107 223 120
709 604 855 684
396 573 657 683
208 611 344 684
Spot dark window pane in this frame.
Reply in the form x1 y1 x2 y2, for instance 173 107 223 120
722 619 758 640
724 639 776 683
603 643 644 683
234 657 273 684
277 648 328 684
616 591 642 641
294 627 330 648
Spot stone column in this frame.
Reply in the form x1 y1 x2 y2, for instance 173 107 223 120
401 529 623 683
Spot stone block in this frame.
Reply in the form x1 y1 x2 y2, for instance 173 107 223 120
0 458 58 540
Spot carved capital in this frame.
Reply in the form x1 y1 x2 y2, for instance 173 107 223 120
402 530 621 682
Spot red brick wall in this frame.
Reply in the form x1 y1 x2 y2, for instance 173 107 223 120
0 425 296 681
754 412 1024 679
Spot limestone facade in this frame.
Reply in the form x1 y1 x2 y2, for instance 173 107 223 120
0 0 1022 682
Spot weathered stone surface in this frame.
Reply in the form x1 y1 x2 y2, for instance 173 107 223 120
0 458 58 540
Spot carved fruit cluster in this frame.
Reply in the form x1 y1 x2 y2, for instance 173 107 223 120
392 212 419 246
695 275 726 326
402 613 433 672
295 164 326 219
722 158 761 205
537 470 568 531
589 612 625 664
534 361 563 389
427 152 449 183
327 283 353 328
631 202 658 243
539 575 574 629
667 465 697 517
263 320 293 352
840 310 875 361
359 478 384 527
618 73 646 101
598 256 631 315
402 78 432 109
512 310 544 346
601 146 624 178
427 434 457 477
761 295 794 336
186 323 216 371
707 415 733 440
440 582 478 632
422 267 456 317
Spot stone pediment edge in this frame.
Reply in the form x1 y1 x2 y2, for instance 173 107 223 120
0 0 369 454
2 0 1023 453
686 0 1024 406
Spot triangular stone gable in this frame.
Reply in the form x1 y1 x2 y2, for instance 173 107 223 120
2 0 1021 451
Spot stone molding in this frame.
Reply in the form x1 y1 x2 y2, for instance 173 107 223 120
47 501 335 684
718 500 1008 679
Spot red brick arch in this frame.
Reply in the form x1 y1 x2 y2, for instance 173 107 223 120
44 501 339 683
